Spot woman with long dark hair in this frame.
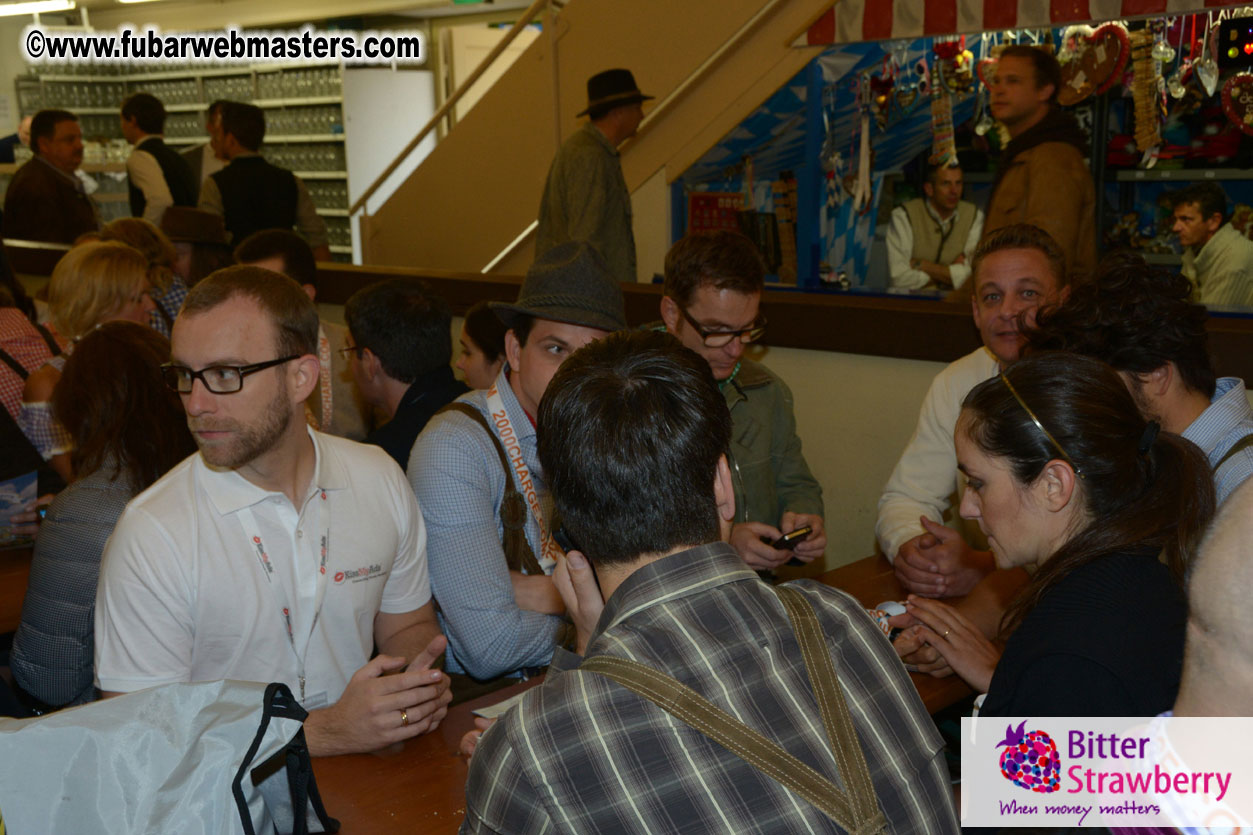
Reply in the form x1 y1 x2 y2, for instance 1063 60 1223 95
9 322 195 711
905 351 1215 716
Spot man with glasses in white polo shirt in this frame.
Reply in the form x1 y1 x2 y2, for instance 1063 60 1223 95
657 230 825 571
94 266 451 756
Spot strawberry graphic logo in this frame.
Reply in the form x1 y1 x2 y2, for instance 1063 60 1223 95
996 721 1061 793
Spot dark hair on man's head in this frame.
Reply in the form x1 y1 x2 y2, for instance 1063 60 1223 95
1169 182 1228 225
538 330 732 566
998 44 1062 104
120 92 165 134
181 265 318 357
344 278 452 383
926 160 961 186
206 99 230 120
29 109 77 157
463 300 508 362
219 101 266 151
970 223 1068 289
234 228 317 292
1026 251 1216 398
961 351 1214 634
510 313 536 348
663 230 766 308
53 321 195 489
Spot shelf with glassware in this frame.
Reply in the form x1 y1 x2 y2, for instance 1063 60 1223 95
14 64 353 261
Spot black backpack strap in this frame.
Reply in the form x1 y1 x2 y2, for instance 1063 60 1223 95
435 402 544 575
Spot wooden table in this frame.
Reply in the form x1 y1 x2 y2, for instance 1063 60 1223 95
313 554 972 833
815 554 973 715
314 678 539 832
0 546 32 634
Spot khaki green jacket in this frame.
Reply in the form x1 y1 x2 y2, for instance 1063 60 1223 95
723 358 824 527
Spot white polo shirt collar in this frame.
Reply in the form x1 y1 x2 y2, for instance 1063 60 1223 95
197 426 350 517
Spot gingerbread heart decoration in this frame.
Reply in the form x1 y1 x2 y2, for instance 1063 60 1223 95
1058 23 1130 105
1222 72 1253 137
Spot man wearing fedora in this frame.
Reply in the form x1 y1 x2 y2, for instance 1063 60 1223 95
409 242 626 694
535 69 652 284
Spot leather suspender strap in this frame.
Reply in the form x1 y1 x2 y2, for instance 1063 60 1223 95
774 585 886 832
580 585 887 834
435 402 544 576
1215 433 1253 470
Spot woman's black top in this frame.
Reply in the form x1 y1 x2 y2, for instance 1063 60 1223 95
980 548 1185 718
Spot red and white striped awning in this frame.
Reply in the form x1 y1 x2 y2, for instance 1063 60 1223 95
801 0 1247 45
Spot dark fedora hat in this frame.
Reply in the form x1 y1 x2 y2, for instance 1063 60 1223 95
491 242 626 333
576 69 654 118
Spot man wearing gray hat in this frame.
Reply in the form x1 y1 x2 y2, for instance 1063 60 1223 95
535 69 652 284
409 242 626 694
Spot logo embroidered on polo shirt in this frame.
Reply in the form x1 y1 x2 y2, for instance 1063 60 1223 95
332 563 385 585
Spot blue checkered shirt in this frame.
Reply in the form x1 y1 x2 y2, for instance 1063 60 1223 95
462 543 958 834
408 368 565 679
1182 376 1253 505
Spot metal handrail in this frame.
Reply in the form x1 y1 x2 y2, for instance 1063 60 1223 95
348 0 551 216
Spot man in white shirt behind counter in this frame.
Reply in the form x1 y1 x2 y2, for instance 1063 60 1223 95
95 266 451 756
886 162 984 291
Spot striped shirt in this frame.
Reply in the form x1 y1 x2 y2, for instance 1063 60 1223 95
1182 376 1253 505
461 543 958 834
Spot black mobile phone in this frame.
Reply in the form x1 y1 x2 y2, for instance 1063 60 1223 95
769 525 813 550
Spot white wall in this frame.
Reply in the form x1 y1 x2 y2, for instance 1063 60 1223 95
631 166 670 283
342 67 437 257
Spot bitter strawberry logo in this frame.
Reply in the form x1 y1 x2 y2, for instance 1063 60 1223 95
997 721 1061 793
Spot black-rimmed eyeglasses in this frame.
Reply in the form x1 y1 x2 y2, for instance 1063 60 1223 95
161 356 300 394
679 306 767 348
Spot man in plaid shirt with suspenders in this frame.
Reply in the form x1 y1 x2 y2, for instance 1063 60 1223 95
461 330 958 834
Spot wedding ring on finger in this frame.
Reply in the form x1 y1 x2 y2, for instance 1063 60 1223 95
400 708 410 727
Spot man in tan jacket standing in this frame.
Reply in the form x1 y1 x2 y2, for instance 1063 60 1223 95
983 45 1097 280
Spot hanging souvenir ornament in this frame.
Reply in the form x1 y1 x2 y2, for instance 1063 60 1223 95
1129 28 1163 160
934 36 974 93
1221 72 1253 136
929 63 958 166
1057 23 1130 105
869 72 894 131
974 87 995 135
1195 15 1219 97
1151 19 1176 63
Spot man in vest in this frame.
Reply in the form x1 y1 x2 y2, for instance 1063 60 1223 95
886 162 984 291
197 102 330 261
120 93 198 227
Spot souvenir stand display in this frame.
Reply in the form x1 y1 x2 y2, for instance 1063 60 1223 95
673 0 1253 288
